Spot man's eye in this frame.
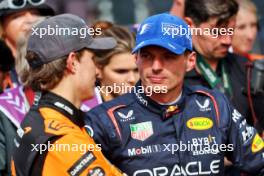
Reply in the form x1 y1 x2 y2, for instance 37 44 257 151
237 24 246 30
140 53 152 59
164 54 176 60
250 23 257 28
115 69 128 74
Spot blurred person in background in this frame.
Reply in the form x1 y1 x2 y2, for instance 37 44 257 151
0 39 14 93
46 0 98 24
0 19 42 175
0 0 54 90
92 21 139 102
170 0 185 18
184 0 264 132
232 0 264 61
252 0 264 54
184 0 264 175
0 0 54 58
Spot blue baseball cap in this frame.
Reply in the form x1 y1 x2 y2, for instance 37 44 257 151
132 13 192 55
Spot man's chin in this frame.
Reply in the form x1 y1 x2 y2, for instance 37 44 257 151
217 49 229 57
142 83 168 94
214 52 228 60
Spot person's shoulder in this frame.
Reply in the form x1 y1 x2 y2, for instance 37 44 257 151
187 85 233 126
226 52 248 65
38 106 84 136
186 85 229 108
18 107 47 142
187 84 222 96
0 85 23 98
0 110 16 131
225 53 249 78
0 85 26 111
21 106 73 137
249 53 264 61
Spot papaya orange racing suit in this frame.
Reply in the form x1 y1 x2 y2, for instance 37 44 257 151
11 91 124 176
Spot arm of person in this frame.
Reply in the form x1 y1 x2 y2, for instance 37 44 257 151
223 95 264 174
0 111 16 176
84 109 120 158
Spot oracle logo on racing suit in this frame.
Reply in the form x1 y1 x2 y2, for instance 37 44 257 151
133 160 220 176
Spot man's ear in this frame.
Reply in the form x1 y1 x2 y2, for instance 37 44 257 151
186 51 196 72
133 53 137 63
184 17 195 28
135 53 140 65
95 64 103 79
66 52 77 74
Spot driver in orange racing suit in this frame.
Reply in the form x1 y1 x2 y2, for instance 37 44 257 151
11 14 125 176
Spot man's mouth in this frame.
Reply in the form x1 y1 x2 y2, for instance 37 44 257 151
147 76 166 84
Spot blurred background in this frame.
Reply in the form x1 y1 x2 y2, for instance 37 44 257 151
252 0 264 54
46 0 173 25
45 0 264 54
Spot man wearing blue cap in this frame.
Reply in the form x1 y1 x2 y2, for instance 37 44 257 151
85 13 264 175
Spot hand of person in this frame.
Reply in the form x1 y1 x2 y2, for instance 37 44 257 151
224 157 233 166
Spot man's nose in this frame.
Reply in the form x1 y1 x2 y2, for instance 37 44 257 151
152 57 163 72
246 26 256 41
220 34 232 46
24 11 40 25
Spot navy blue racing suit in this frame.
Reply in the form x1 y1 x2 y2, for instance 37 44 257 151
85 82 264 176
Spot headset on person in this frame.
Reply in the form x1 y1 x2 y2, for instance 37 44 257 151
0 0 45 10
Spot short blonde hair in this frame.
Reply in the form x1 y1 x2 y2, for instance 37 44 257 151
236 0 257 14
16 36 29 82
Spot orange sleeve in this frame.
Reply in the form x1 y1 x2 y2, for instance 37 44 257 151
42 132 123 176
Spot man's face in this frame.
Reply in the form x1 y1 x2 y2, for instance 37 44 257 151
136 46 195 95
232 8 257 55
192 16 236 60
75 50 97 100
2 9 40 45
